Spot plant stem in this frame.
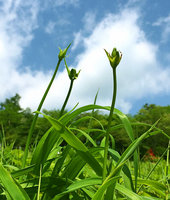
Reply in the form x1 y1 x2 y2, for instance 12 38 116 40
102 68 117 182
22 59 61 168
59 79 74 117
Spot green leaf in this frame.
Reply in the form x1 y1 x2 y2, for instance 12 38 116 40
12 164 36 178
53 178 102 199
116 121 159 168
39 112 103 176
92 176 120 200
31 127 61 174
0 164 30 200
116 184 143 200
114 108 134 141
71 128 97 147
60 104 110 125
61 152 86 180
137 179 166 198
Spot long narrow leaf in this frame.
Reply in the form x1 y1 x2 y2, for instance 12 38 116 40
116 184 143 200
92 176 120 200
0 164 30 200
53 178 102 200
39 112 103 176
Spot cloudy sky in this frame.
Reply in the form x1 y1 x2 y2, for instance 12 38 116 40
0 0 170 114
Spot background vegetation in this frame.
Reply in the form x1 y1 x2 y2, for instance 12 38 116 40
0 93 169 157
0 45 169 199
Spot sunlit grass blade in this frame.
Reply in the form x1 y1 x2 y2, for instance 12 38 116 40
116 120 160 168
71 128 97 147
91 176 120 200
115 184 143 200
31 127 61 174
138 146 169 193
0 164 30 200
60 104 110 125
94 121 160 198
52 145 71 177
12 164 36 178
38 112 103 176
53 178 102 200
137 179 166 198
114 108 134 141
109 148 135 192
61 152 86 180
37 165 42 200
131 122 170 139
114 108 139 191
72 115 105 131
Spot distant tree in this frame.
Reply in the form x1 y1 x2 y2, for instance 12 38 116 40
134 104 170 156
0 94 23 141
0 94 34 146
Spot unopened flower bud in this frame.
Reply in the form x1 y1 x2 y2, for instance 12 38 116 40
104 48 122 69
64 58 80 80
58 43 71 61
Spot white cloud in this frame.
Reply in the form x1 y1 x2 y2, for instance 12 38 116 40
0 0 74 112
1 1 170 114
153 14 170 42
71 31 83 50
0 0 41 102
153 15 170 26
82 11 96 32
45 21 56 34
69 9 170 113
54 0 79 7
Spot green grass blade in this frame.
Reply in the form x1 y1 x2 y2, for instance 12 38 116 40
61 153 86 180
12 164 36 178
137 179 166 198
116 184 143 200
71 128 97 147
91 176 120 200
109 149 135 192
138 146 169 193
60 104 110 125
53 178 102 200
0 164 30 200
132 122 170 140
114 108 139 191
31 127 61 174
39 112 103 176
116 120 160 167
37 165 42 200
52 145 71 177
114 108 134 141
140 197 164 200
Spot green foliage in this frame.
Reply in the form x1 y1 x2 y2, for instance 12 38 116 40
0 44 169 200
134 104 170 156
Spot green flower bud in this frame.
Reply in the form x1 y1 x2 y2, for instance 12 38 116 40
104 48 122 69
58 43 71 61
64 58 80 80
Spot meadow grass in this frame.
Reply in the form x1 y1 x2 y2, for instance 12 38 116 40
0 44 169 200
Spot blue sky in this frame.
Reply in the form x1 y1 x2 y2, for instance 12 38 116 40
0 0 170 114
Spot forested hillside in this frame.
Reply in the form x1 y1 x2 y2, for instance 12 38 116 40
0 94 169 157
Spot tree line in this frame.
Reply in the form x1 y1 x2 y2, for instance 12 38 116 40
0 94 169 157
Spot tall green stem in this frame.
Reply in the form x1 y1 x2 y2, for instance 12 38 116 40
102 68 117 182
22 59 61 168
59 79 74 117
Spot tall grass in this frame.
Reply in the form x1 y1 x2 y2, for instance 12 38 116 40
0 44 169 200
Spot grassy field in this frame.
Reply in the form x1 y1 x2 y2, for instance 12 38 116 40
0 44 169 200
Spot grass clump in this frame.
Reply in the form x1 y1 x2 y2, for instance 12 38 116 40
0 43 169 200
